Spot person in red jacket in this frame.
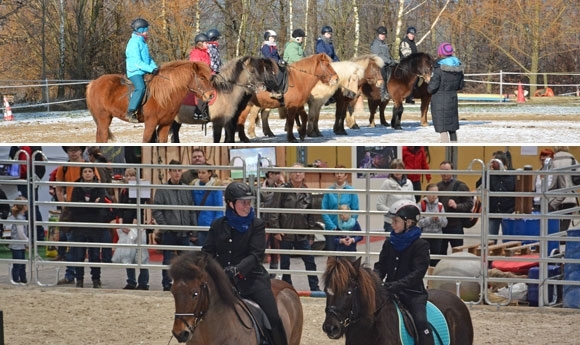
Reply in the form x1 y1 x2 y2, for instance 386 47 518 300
188 33 211 122
402 146 431 202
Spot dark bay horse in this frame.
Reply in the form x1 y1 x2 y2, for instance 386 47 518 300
237 53 338 143
169 251 303 345
171 56 278 143
87 60 214 143
322 257 473 345
347 52 433 130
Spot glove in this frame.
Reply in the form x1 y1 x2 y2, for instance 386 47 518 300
382 282 394 292
278 59 288 67
151 68 159 75
224 266 239 281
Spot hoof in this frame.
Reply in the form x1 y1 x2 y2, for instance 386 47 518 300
421 122 429 127
394 126 403 130
351 124 360 130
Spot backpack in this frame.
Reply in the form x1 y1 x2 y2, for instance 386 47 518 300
420 199 443 213
452 181 481 229
568 157 580 186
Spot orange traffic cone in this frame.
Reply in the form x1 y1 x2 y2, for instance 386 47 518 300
516 82 525 103
3 96 14 121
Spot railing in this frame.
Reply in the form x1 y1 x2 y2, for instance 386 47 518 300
1 152 579 308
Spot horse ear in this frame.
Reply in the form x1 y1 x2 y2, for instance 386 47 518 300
352 257 362 270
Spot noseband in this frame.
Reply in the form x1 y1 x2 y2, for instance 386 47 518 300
174 282 209 336
188 72 212 96
325 285 360 329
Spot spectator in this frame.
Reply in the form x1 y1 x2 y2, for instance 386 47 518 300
436 161 473 255
152 160 197 291
476 151 516 240
260 168 284 276
398 26 418 104
0 188 10 235
549 146 579 231
206 29 223 73
376 159 415 232
417 183 447 267
402 146 431 202
117 168 150 290
269 163 320 292
283 29 306 64
181 148 207 185
69 166 108 288
533 148 555 211
427 42 465 143
321 166 359 251
9 146 45 242
191 164 224 246
370 26 395 101
8 196 29 285
202 182 288 345
334 204 363 253
316 26 339 61
374 200 433 345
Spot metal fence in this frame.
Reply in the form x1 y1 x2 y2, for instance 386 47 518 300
1 149 580 308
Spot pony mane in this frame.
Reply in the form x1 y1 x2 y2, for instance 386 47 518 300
292 53 332 69
213 56 276 93
351 54 385 69
323 257 380 319
148 60 211 109
397 52 432 79
330 61 364 82
169 251 238 306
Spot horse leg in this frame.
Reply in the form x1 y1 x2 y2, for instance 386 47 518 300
297 107 308 141
285 110 298 143
368 100 377 128
379 100 390 126
142 122 159 143
420 96 430 126
236 104 252 143
95 115 113 143
307 99 324 137
170 121 182 143
333 96 348 135
224 118 237 143
213 124 223 143
247 106 260 139
156 124 171 143
347 94 364 129
391 103 404 130
262 109 275 137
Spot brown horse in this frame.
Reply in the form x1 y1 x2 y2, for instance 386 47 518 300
322 257 474 345
237 53 338 143
169 251 303 345
347 52 434 130
170 56 279 143
87 60 214 143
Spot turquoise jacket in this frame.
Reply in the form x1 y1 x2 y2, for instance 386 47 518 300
125 33 158 78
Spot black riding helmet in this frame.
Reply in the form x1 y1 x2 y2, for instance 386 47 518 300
376 26 388 35
206 29 221 41
321 26 333 34
195 33 209 44
131 18 149 32
224 182 255 204
292 28 306 38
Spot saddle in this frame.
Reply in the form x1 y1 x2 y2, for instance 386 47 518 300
394 299 450 345
240 298 273 345
121 75 151 109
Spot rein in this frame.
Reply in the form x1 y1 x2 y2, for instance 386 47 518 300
288 61 335 82
174 282 209 337
213 65 265 92
187 71 212 96
326 283 389 330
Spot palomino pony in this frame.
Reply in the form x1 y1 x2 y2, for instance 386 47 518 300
169 251 303 345
347 52 434 130
87 60 214 143
322 257 474 345
170 56 278 143
237 53 338 143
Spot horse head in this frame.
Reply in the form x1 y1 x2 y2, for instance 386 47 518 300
189 62 215 102
415 53 434 84
242 56 278 93
315 53 339 86
354 54 384 88
169 252 236 343
322 257 378 339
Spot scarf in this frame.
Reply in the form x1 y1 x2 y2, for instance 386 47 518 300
390 175 408 187
338 217 356 230
225 207 255 233
389 226 421 252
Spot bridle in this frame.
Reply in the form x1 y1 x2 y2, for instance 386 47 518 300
187 71 213 96
174 281 209 337
288 60 337 84
213 60 269 92
365 62 384 86
325 284 360 329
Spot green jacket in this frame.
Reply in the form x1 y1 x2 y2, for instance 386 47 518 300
283 40 305 64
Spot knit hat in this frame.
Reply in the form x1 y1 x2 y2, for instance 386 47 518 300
437 42 454 57
292 29 306 38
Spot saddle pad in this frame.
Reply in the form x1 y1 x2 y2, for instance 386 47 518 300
396 301 450 345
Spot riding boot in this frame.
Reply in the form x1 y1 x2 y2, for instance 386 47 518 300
269 319 288 345
381 66 392 101
405 95 415 104
126 111 139 123
417 327 435 345
193 100 210 122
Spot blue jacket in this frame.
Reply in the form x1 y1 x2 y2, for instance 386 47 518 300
125 33 158 78
321 184 359 230
315 37 339 61
261 43 281 63
192 179 224 227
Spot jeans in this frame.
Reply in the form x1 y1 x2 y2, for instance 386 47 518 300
60 231 76 281
439 224 464 256
126 268 149 287
128 75 146 112
11 249 27 283
425 237 442 267
101 229 113 263
280 239 319 291
161 231 191 288
71 230 106 282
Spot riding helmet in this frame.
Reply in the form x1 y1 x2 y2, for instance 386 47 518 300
225 182 255 203
131 18 149 32
407 26 417 34
321 26 333 34
376 26 388 35
292 28 306 38
264 30 277 41
206 29 221 41
387 200 421 222
195 33 209 44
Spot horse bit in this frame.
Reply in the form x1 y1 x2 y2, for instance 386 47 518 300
325 285 360 328
174 282 209 336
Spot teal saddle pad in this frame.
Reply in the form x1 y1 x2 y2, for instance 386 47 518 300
395 301 450 345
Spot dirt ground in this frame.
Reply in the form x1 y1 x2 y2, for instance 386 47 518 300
1 285 580 345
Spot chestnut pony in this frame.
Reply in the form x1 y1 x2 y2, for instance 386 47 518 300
87 60 214 143
169 251 303 345
322 257 474 345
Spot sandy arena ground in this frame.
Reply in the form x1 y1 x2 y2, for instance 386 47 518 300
1 100 580 143
1 285 580 345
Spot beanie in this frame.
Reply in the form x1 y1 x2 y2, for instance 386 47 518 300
437 42 454 57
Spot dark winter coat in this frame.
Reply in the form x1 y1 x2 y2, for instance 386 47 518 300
399 37 417 58
428 57 465 133
69 177 107 230
476 172 516 214
268 182 316 242
315 37 339 61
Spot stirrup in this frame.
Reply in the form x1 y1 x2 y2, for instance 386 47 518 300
127 111 139 123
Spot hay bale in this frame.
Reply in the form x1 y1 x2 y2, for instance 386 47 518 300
430 252 483 302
